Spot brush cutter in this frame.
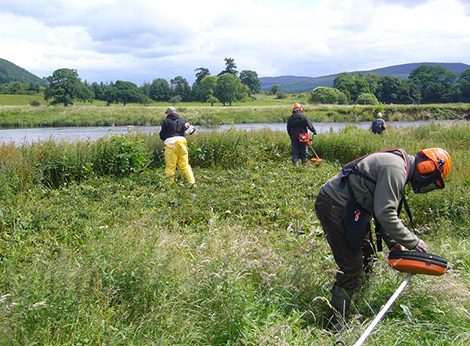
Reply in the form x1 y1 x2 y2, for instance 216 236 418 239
337 251 448 346
139 150 164 173
299 133 322 163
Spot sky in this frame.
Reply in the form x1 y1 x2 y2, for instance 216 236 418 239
1 0 470 86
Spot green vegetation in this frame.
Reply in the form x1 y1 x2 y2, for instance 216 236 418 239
0 122 469 345
0 100 469 129
44 68 94 106
331 66 470 105
2 58 470 110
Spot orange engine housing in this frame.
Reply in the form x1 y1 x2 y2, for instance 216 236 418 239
388 251 447 276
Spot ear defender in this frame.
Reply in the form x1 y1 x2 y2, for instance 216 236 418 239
417 159 438 175
293 103 304 112
412 149 450 194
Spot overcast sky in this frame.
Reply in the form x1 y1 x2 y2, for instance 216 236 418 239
2 0 470 85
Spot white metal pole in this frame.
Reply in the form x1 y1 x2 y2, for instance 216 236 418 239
353 273 413 346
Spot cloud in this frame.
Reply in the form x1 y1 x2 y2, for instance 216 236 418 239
1 0 469 85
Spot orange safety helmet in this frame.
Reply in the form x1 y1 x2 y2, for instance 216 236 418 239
412 148 451 193
418 148 452 178
293 103 304 112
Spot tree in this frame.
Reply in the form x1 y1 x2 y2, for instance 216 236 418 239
399 79 419 104
170 95 182 106
269 85 280 95
194 67 211 85
90 82 106 101
310 86 347 104
27 82 41 93
333 72 354 101
356 93 379 105
170 76 191 102
366 73 380 96
218 57 238 77
377 75 401 104
149 78 171 101
200 76 219 104
140 81 151 98
192 68 211 101
239 70 261 94
103 80 147 106
8 81 24 94
215 74 248 106
207 95 219 106
44 68 93 106
334 72 370 103
408 65 458 104
457 69 470 102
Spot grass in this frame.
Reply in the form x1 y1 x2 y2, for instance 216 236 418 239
1 94 469 128
0 123 469 345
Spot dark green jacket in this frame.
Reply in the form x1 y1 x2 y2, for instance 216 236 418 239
321 152 419 249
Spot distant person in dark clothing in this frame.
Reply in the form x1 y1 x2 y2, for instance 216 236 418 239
286 103 317 165
371 112 386 134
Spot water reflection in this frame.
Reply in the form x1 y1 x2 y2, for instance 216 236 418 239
0 120 464 144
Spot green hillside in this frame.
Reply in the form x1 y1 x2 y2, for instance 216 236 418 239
260 62 470 93
0 58 48 87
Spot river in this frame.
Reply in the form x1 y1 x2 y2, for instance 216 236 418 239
0 120 464 144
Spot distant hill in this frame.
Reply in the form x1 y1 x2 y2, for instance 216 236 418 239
0 58 48 87
259 62 470 93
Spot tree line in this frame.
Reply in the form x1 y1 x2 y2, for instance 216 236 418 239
310 65 470 105
3 60 470 107
7 58 259 107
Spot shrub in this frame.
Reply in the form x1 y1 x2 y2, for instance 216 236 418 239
356 93 379 105
310 87 348 104
91 136 146 177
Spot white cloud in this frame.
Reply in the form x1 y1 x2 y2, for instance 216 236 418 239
1 0 469 84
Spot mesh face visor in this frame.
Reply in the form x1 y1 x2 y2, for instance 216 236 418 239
412 171 445 193
412 156 446 193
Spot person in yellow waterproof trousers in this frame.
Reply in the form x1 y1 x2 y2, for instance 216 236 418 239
159 107 196 185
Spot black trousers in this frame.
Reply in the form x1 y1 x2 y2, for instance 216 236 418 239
291 140 308 164
315 189 376 290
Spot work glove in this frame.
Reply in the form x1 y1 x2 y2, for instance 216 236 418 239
413 239 428 253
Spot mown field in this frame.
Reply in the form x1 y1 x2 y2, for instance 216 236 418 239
0 120 469 345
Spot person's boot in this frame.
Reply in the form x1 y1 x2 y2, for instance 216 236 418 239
328 284 354 332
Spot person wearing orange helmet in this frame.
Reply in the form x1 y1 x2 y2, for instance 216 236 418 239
286 103 317 165
314 147 451 330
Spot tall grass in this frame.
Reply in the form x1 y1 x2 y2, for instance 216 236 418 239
0 122 469 345
1 102 469 128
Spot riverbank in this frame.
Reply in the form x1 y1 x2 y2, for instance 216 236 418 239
0 102 469 128
1 119 466 144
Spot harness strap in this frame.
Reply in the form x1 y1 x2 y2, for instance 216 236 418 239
339 148 413 252
398 194 414 230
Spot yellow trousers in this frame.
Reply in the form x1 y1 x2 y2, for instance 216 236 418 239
164 140 195 184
